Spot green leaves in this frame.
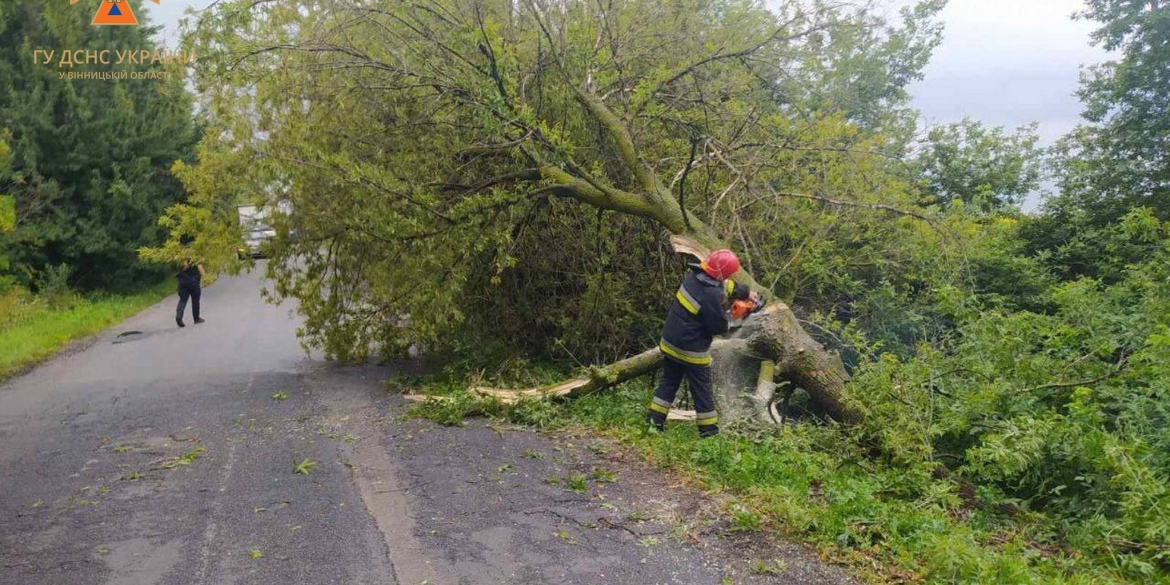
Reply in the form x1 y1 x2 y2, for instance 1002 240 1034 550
846 210 1170 579
292 458 316 475
913 120 1043 212
0 195 13 234
1041 2 1170 264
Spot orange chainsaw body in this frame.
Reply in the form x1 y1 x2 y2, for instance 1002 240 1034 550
730 299 755 321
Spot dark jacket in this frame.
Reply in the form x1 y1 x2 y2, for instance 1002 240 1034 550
659 264 750 365
177 263 201 285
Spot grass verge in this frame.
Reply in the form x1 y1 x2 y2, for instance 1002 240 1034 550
0 281 173 382
402 377 1148 585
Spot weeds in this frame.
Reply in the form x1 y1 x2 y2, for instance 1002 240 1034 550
752 559 786 575
395 362 1157 584
729 506 761 532
565 472 588 493
591 467 617 483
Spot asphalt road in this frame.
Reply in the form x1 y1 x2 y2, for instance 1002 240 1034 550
0 267 856 585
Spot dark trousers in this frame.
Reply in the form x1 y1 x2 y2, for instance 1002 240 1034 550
646 357 720 436
177 280 201 322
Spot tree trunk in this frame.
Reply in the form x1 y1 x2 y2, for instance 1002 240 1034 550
475 308 861 424
747 305 857 423
473 347 664 403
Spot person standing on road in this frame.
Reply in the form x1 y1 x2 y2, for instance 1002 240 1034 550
176 236 205 328
646 249 760 438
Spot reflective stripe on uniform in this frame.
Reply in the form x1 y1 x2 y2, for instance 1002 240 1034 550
652 396 673 409
659 340 712 365
676 285 701 315
648 401 670 415
696 411 719 426
724 279 735 295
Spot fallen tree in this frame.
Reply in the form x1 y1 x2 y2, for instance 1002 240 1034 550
172 0 943 425
467 236 860 424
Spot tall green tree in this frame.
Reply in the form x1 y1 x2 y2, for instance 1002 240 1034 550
0 0 197 291
791 0 945 146
1028 0 1168 279
913 120 1042 212
1069 0 1170 217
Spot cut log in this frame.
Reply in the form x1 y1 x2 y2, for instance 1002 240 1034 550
474 379 590 402
668 234 710 261
472 347 664 404
746 305 858 423
670 234 859 424
753 359 778 424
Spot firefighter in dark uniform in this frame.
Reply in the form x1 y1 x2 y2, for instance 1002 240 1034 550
647 249 756 437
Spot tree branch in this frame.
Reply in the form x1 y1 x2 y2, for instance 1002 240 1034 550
573 88 664 199
677 134 699 232
768 190 940 224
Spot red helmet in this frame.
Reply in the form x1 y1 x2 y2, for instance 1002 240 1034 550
702 249 740 280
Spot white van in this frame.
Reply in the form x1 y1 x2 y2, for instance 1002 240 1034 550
237 205 275 258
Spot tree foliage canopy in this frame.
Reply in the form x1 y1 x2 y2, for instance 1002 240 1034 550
912 119 1041 212
172 0 946 362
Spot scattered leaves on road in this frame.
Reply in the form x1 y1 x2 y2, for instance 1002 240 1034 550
249 548 264 559
293 458 316 475
272 391 289 401
159 447 205 469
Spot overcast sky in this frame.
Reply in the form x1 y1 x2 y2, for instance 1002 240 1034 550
896 0 1108 145
145 0 1111 147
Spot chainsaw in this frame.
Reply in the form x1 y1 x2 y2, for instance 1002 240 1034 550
729 293 766 323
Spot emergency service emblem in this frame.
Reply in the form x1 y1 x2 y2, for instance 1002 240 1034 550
73 0 160 27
